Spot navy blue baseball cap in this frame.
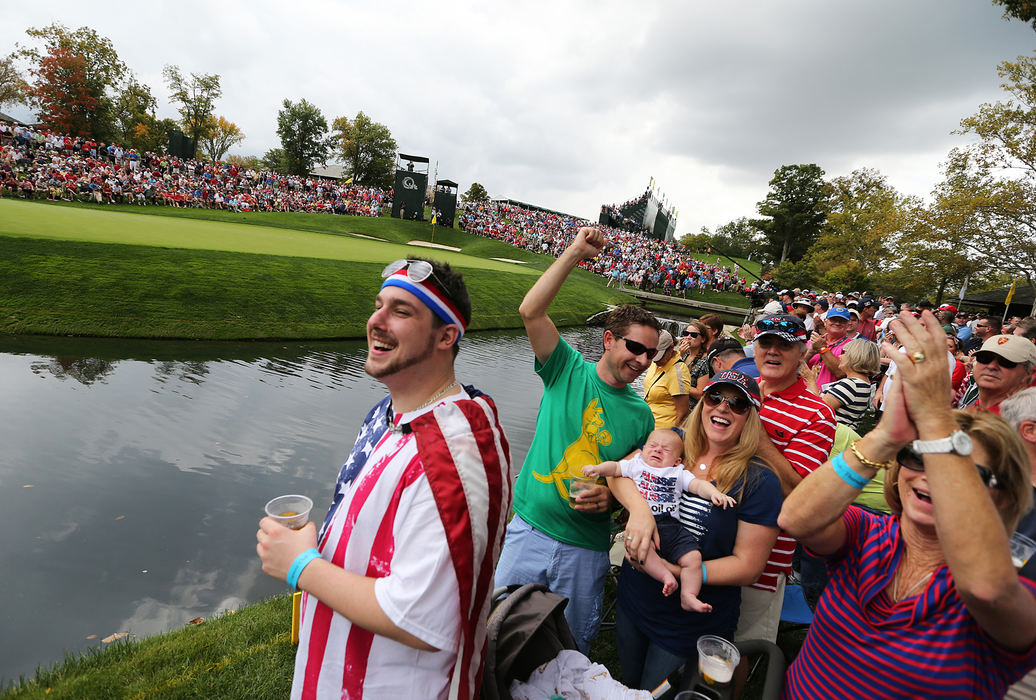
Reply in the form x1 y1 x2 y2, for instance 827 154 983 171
706 369 762 409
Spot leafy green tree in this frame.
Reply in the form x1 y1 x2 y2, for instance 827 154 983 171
943 54 1036 314
16 23 127 140
201 116 245 162
752 164 828 265
276 99 330 176
463 182 489 202
770 258 820 290
163 65 222 158
261 147 288 173
114 78 158 147
678 230 711 252
709 217 767 260
808 168 904 282
994 0 1036 28
225 154 263 170
0 56 25 107
332 111 397 188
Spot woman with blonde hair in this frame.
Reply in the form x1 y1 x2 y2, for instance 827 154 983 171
780 310 1036 699
610 370 783 690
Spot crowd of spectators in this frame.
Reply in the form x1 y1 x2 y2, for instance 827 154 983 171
600 190 651 234
459 198 750 298
0 120 387 216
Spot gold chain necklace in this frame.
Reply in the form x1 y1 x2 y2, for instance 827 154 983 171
387 380 459 434
892 567 934 602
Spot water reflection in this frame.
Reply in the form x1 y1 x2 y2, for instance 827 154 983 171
0 327 604 684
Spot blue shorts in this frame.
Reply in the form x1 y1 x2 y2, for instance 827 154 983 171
655 512 700 563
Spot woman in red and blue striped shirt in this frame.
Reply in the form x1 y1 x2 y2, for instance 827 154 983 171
779 310 1036 699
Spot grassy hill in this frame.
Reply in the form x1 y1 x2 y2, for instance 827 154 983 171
0 199 748 340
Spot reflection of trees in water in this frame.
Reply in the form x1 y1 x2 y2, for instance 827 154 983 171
30 357 117 385
153 361 211 385
571 328 603 362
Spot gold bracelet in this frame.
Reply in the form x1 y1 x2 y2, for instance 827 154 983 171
848 440 896 471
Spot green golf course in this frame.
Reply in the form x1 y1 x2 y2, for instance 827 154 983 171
0 199 753 340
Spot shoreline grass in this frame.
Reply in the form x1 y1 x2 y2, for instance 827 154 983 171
0 199 748 340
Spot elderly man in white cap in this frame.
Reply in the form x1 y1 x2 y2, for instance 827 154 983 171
969 335 1036 415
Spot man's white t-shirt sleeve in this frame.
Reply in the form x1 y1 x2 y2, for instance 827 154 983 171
373 474 460 653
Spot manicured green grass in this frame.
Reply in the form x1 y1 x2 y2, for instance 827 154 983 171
0 200 633 339
1 596 295 699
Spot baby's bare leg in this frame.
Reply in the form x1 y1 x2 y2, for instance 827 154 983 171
678 550 712 612
641 548 679 597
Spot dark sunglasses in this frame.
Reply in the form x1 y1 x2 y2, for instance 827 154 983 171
896 447 1000 489
974 352 1020 370
681 330 701 338
703 389 751 415
755 318 802 334
614 333 657 359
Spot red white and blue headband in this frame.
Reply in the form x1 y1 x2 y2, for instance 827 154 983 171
381 269 467 339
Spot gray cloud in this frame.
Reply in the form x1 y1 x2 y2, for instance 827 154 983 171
2 0 1032 232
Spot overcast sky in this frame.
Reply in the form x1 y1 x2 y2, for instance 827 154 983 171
3 1 1033 234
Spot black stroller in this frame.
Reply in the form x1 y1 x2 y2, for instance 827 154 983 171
479 583 785 699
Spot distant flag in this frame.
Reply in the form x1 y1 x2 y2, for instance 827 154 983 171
431 212 437 226
345 177 353 184
958 274 969 302
1005 279 1016 306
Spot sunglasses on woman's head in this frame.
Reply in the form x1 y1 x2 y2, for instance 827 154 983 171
613 333 657 359
703 389 751 415
973 352 1020 370
896 447 1000 488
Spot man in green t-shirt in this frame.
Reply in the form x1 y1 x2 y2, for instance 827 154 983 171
494 226 659 652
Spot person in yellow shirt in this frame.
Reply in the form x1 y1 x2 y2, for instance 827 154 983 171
643 330 693 428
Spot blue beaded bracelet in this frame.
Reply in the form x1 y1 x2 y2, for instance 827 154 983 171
832 451 870 490
286 548 322 591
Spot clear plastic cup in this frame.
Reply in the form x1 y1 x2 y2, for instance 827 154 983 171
265 494 313 530
697 634 740 689
1010 532 1036 569
567 476 597 505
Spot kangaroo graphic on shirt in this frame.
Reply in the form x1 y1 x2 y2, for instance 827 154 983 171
534 398 612 500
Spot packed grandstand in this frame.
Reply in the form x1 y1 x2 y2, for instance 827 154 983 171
1 118 750 299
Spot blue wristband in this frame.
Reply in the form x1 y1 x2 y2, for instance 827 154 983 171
286 548 321 591
702 563 707 584
832 451 869 490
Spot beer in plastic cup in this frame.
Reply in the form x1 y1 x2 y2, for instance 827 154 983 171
697 634 739 689
1010 532 1036 569
265 494 313 530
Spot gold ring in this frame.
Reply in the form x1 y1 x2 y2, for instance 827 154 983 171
911 351 926 363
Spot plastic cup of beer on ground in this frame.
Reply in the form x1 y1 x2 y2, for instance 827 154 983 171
265 494 313 530
1010 532 1036 569
696 634 740 689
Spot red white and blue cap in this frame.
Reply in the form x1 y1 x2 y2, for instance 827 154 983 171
754 314 808 344
706 369 762 409
382 271 468 339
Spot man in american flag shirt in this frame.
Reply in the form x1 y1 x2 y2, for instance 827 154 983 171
257 258 512 699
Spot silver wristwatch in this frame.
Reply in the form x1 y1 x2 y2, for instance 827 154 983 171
912 430 973 456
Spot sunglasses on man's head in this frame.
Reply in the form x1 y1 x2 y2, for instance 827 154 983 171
973 351 1020 370
896 447 1000 488
613 333 657 359
755 319 801 334
382 259 441 285
703 389 751 415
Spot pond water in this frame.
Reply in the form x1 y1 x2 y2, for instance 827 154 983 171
0 327 611 684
